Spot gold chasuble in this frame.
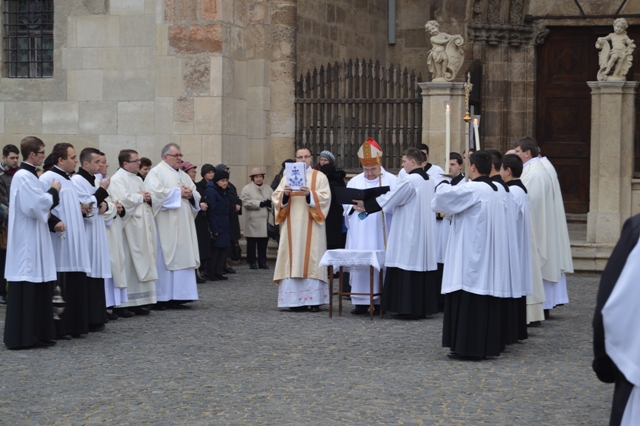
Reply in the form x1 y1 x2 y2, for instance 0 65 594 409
272 168 331 284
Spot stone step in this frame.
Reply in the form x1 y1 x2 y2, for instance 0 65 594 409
571 243 614 273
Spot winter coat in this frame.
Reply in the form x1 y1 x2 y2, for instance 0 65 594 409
195 179 212 260
227 181 242 241
205 181 231 248
240 181 274 238
320 164 347 250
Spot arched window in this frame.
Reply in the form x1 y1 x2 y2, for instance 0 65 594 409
3 0 53 78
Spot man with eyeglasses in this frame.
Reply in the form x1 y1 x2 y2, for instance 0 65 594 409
145 143 200 309
272 147 331 312
109 149 158 317
4 136 61 349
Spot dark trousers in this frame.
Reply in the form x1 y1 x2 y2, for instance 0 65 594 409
246 237 268 266
0 249 6 297
57 272 89 337
208 247 229 277
4 281 56 349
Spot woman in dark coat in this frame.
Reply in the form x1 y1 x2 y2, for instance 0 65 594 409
215 164 241 273
195 164 216 281
320 158 347 250
270 158 295 191
205 170 231 281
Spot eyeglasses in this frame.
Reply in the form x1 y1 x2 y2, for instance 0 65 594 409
166 154 184 158
296 155 312 159
36 151 45 155
126 159 141 164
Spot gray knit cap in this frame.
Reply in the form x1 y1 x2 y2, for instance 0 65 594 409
319 150 335 164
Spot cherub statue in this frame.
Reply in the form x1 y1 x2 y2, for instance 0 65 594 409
425 20 465 82
596 18 636 81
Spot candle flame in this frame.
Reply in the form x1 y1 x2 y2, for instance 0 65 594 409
445 104 450 113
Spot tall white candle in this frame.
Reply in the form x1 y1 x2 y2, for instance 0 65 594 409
445 103 451 169
473 118 481 151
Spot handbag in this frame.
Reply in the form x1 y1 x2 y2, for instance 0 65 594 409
267 209 280 242
229 240 242 261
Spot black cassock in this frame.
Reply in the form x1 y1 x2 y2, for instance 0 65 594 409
593 214 640 425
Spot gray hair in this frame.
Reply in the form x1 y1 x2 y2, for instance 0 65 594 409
161 143 181 157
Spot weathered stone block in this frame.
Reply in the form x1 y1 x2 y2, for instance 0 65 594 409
173 121 194 134
110 0 145 15
103 69 155 101
77 16 120 47
210 56 224 97
0 103 5 134
5 102 42 135
176 0 197 21
155 97 173 134
246 86 270 109
62 48 83 70
120 15 156 47
99 135 137 166
202 134 222 164
118 101 155 134
179 135 202 162
82 48 119 69
168 24 223 55
156 24 169 55
183 57 211 96
233 60 247 99
194 97 222 135
174 97 194 122
200 0 220 20
156 56 183 97
246 59 270 87
119 47 156 69
79 101 118 135
67 70 104 101
165 0 176 21
67 17 78 48
249 2 268 23
247 109 267 139
43 102 79 135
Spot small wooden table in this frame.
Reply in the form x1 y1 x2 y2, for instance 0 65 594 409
319 249 385 320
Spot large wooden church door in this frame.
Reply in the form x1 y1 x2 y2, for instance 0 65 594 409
537 26 640 214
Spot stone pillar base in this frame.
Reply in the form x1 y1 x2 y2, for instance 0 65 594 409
587 81 639 244
419 82 467 172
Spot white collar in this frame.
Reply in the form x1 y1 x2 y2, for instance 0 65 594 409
523 157 541 168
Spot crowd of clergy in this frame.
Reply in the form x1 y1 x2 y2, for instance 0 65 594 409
2 134 574 360
272 136 573 361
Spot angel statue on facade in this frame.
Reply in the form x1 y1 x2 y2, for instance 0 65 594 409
425 20 465 82
596 18 636 82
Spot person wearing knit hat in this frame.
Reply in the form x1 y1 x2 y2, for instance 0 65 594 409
319 150 335 166
201 163 215 179
240 167 273 270
195 164 216 282
205 169 231 280
214 164 241 274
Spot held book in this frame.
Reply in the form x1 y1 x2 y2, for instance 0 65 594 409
334 186 390 205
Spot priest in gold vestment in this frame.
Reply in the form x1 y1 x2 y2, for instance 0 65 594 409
272 147 331 312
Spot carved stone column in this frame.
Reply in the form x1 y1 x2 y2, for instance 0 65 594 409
268 0 297 174
419 82 467 171
587 81 639 244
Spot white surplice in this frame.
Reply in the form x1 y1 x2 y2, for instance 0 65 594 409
602 237 640 425
109 168 157 307
427 164 451 264
71 173 111 279
5 166 57 282
375 170 437 273
343 169 397 305
521 157 571 309
145 161 200 302
100 177 128 307
40 168 91 274
432 178 511 297
494 179 519 298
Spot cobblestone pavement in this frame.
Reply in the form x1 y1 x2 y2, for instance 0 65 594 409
0 268 611 425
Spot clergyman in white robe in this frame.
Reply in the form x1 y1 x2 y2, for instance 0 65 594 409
101 185 128 308
41 165 92 337
110 167 158 308
145 159 200 304
343 167 396 308
4 161 59 349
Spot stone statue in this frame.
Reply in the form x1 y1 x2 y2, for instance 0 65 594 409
596 18 636 82
425 20 465 82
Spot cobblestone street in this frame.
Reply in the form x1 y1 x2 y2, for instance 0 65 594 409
0 267 611 424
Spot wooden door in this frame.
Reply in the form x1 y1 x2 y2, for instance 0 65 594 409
536 28 596 214
537 26 640 214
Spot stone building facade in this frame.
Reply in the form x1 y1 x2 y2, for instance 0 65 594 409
0 0 638 229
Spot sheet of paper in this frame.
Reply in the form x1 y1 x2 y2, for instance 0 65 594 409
285 162 306 190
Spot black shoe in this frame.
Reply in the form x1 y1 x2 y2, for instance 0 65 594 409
130 306 151 316
258 264 269 270
351 306 369 315
167 302 192 310
40 339 57 347
204 274 218 281
33 339 56 348
447 352 483 361
57 334 73 341
214 274 228 281
288 306 309 312
196 275 206 283
0 295 6 305
89 324 106 332
391 313 421 320
544 309 550 320
113 308 135 318
150 302 167 311
106 310 118 321
528 321 541 327
249 264 258 270
309 306 320 313
71 333 87 339
223 266 236 274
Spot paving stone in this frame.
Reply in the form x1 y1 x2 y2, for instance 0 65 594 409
0 269 611 424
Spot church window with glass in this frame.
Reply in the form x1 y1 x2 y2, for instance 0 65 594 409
3 0 53 78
